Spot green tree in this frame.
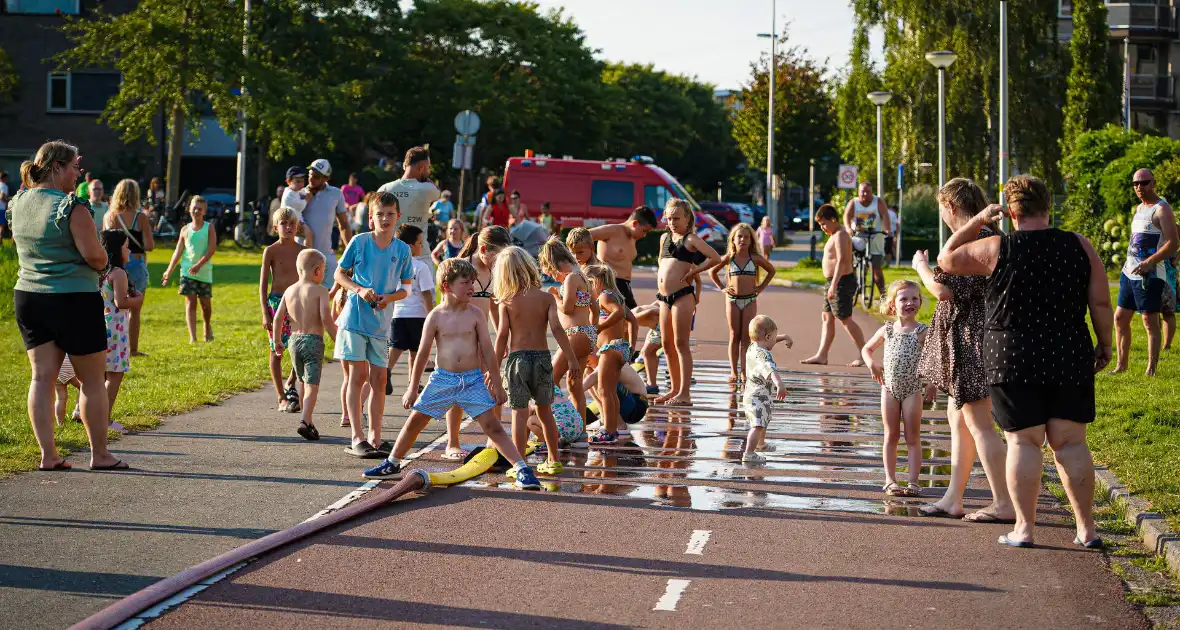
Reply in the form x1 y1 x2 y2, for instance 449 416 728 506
732 32 838 197
1061 0 1120 159
0 45 18 107
834 21 883 183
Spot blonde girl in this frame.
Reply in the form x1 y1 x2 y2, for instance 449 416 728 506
432 218 467 264
105 178 154 356
655 198 721 406
585 264 638 444
756 216 775 259
162 196 216 343
565 227 601 268
860 280 929 498
539 237 596 422
709 223 776 384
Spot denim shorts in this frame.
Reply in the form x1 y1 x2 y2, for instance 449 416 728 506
125 258 149 293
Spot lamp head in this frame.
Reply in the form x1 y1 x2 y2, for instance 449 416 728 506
925 50 958 69
756 33 773 39
867 91 893 106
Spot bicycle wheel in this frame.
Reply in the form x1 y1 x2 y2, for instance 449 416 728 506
860 255 873 309
864 265 875 309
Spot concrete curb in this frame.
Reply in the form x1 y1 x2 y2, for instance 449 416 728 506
1094 467 1180 576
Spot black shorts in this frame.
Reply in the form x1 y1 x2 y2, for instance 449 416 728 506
615 278 638 309
390 317 425 351
15 290 107 356
823 273 857 320
990 381 1096 432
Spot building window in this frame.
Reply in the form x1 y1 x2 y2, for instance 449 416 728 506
2 0 80 14
1058 0 1071 19
590 180 634 208
47 72 121 114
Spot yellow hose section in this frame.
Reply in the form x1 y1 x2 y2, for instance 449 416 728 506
425 446 536 487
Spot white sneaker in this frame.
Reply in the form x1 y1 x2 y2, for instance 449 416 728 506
741 452 766 463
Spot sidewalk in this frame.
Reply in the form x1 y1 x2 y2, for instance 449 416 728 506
0 359 442 630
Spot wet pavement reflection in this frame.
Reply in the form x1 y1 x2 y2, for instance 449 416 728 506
457 359 956 516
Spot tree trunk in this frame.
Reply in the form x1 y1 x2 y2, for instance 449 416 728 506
166 103 184 207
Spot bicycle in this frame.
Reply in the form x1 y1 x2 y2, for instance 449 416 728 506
234 198 273 249
851 228 881 309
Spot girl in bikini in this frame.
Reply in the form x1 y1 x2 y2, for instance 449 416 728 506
585 264 638 444
655 199 721 406
861 280 929 498
709 223 776 385
539 238 597 424
448 226 511 459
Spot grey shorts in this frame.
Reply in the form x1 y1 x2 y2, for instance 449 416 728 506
505 349 554 409
291 333 325 385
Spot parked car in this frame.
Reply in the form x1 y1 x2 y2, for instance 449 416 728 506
693 210 729 253
727 202 757 226
699 201 756 228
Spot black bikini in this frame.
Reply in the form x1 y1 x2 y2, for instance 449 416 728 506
656 233 703 306
468 256 493 299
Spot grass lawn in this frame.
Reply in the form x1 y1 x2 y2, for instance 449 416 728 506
0 244 304 475
774 263 937 323
776 263 1180 530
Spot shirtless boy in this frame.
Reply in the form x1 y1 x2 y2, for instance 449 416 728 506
590 205 658 308
273 249 338 440
362 258 541 490
260 207 306 412
801 204 866 367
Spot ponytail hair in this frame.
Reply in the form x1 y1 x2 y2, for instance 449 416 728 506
457 225 511 259
21 140 79 188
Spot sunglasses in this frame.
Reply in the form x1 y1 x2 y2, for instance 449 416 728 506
1133 180 1154 187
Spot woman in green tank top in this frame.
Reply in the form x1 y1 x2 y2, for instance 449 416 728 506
12 140 129 471
162 196 217 342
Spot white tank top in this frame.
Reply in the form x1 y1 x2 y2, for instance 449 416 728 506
1124 198 1167 280
852 196 879 229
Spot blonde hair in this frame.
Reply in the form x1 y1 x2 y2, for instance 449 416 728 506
458 225 511 259
436 256 478 289
537 237 578 276
188 195 207 213
565 227 592 251
584 264 620 297
273 206 299 226
749 314 777 340
936 178 988 218
1004 175 1051 218
880 279 922 316
664 198 693 233
110 179 140 215
20 140 78 188
492 246 541 301
727 223 756 259
446 218 466 237
296 248 325 278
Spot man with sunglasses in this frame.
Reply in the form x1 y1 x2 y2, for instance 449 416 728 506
1112 168 1178 376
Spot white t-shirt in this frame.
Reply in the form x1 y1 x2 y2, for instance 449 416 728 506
0 181 9 211
377 179 440 230
887 209 899 236
393 257 434 319
280 187 307 218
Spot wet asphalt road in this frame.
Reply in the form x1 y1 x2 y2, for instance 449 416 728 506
139 273 1148 630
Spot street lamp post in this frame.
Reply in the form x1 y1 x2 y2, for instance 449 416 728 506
867 91 893 199
757 2 777 243
926 50 958 246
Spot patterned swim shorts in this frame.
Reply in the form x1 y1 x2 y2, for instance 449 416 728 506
505 349 555 409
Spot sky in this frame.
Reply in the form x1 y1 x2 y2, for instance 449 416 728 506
528 0 883 89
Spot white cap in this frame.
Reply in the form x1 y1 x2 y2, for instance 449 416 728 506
308 158 332 177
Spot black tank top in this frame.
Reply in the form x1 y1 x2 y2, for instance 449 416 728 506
984 228 1093 387
117 210 146 255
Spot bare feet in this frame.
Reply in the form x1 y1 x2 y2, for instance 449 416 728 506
131 351 149 358
800 355 828 365
846 359 865 368
1107 367 1127 375
1146 367 1157 377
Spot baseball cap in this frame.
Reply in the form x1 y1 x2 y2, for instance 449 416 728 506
441 190 452 198
285 166 307 181
308 159 331 177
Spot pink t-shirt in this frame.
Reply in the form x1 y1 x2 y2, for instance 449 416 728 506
757 225 774 246
341 184 365 207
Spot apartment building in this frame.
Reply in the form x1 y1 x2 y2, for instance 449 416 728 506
1059 0 1180 137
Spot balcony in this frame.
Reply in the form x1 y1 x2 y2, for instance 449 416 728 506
1108 3 1177 38
1129 73 1175 108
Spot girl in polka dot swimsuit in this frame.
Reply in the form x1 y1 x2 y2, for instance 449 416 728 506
861 280 929 498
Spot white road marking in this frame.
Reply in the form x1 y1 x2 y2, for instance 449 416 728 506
653 579 691 611
684 530 712 555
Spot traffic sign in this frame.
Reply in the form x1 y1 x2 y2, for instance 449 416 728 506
454 110 481 136
837 164 858 189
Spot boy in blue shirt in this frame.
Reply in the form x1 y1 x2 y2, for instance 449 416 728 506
334 191 412 457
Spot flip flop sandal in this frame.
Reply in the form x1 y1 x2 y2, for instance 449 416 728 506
997 534 1034 548
1074 537 1104 549
297 421 317 441
918 505 964 519
345 441 381 458
441 448 469 461
340 417 351 428
373 441 393 455
883 481 906 497
902 484 922 497
38 460 72 471
90 459 130 471
963 511 1017 524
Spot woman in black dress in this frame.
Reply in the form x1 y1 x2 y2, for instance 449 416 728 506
914 178 1013 522
939 175 1112 548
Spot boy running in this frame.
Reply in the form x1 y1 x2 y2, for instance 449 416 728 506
260 207 305 412
334 191 412 457
363 258 541 490
590 205 658 308
273 249 337 440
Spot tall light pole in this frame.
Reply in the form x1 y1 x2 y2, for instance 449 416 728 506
926 50 958 246
234 0 250 235
758 0 777 243
1124 37 1132 131
867 91 893 199
999 0 1010 231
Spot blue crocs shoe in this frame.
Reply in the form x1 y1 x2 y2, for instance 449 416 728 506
362 459 402 479
514 466 541 491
